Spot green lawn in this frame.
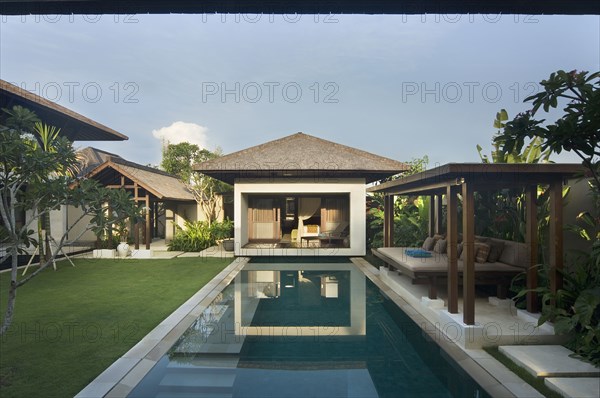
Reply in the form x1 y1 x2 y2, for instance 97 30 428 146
0 256 231 398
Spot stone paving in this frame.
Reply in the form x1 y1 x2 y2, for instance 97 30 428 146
500 345 599 398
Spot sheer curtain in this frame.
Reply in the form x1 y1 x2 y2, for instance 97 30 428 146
297 197 321 244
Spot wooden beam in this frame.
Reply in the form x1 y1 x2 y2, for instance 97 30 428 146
525 185 539 313
106 184 137 189
446 185 459 314
145 195 151 250
428 195 435 237
549 180 564 296
462 182 475 325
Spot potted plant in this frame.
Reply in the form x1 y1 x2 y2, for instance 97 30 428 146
215 219 234 252
115 222 130 258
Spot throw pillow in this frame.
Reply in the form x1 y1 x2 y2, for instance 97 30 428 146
422 236 436 251
475 242 491 263
460 243 481 261
433 238 447 254
487 239 506 263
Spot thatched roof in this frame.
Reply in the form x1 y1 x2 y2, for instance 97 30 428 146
195 132 408 184
1 79 128 141
83 156 195 202
77 147 123 177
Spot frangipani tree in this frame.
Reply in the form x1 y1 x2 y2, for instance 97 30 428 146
0 107 138 334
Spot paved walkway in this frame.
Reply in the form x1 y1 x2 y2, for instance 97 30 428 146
500 345 600 397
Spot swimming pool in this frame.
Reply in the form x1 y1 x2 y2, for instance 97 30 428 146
128 261 489 397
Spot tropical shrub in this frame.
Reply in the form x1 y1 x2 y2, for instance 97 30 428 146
211 218 233 240
167 219 234 252
367 156 430 249
168 221 214 252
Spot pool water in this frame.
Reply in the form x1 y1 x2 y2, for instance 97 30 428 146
129 262 489 397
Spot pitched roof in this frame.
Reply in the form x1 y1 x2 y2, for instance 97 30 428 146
195 132 408 183
77 147 123 177
1 79 128 141
84 157 195 202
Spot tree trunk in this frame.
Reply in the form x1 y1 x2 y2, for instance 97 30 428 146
0 248 18 335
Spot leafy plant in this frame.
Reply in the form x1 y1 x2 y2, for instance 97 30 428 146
514 240 600 366
367 156 430 249
211 218 233 240
499 69 600 365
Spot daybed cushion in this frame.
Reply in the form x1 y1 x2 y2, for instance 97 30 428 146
433 238 447 254
475 242 490 263
499 241 529 268
487 239 506 263
422 236 436 251
377 247 523 274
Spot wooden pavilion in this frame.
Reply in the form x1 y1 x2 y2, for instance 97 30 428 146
368 163 586 325
83 156 195 249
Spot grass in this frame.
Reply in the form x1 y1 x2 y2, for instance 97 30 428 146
483 346 563 398
0 256 231 398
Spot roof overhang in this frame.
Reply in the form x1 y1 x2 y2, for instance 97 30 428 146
368 163 588 196
196 168 404 185
1 1 598 15
1 80 128 141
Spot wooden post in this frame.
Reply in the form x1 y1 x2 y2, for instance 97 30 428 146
107 206 113 249
145 195 151 250
153 202 159 236
383 195 394 247
462 182 475 325
446 185 459 314
428 195 435 237
134 222 140 250
435 194 443 235
525 185 539 313
549 180 564 296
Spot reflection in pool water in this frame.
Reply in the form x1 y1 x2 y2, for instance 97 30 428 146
129 262 489 398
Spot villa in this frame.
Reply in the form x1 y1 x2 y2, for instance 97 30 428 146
195 132 408 257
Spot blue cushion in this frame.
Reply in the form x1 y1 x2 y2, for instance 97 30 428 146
405 248 433 258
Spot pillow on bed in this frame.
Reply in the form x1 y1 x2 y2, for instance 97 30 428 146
405 248 433 258
457 243 463 258
422 236 436 251
487 239 505 263
475 242 491 263
460 243 485 261
433 238 447 254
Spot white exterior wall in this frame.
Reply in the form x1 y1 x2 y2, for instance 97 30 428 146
234 178 366 257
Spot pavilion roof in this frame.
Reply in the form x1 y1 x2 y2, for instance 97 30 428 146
195 132 409 184
1 79 128 141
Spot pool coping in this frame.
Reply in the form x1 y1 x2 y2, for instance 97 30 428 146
351 257 543 398
75 257 250 398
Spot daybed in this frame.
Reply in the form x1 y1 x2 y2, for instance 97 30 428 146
372 237 528 300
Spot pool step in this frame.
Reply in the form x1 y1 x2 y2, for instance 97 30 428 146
156 358 238 397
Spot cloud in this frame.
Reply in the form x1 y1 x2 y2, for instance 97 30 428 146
152 121 209 148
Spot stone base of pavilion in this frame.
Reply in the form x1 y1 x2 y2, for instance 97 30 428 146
372 263 564 349
378 266 562 348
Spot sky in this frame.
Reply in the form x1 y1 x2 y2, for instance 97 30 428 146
1 13 599 168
